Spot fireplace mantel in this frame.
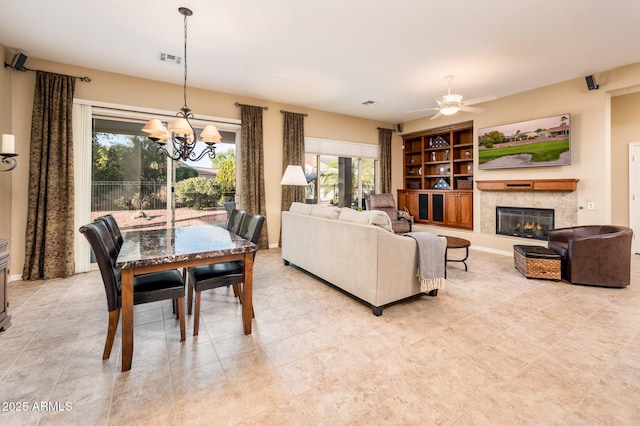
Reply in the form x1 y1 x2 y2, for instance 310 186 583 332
476 179 578 192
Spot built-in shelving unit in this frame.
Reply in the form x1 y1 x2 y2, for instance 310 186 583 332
400 121 474 229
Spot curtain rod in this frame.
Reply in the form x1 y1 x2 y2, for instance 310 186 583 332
377 127 394 131
280 110 308 117
3 64 91 82
234 101 268 110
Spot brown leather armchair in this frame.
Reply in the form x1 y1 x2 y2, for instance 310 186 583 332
547 225 633 288
365 193 412 234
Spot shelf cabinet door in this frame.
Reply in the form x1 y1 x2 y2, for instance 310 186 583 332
445 192 473 229
397 190 418 218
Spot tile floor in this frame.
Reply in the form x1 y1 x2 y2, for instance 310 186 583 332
1 248 639 425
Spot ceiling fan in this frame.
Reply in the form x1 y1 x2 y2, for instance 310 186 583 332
407 75 495 120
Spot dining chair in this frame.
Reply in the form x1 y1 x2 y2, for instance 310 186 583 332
226 208 246 234
187 213 265 336
79 221 186 360
94 214 123 251
181 208 247 297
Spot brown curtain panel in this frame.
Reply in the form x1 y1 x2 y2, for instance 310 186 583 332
379 128 392 194
23 71 76 280
240 104 269 249
281 111 306 212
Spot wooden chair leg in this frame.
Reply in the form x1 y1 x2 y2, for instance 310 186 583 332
232 283 240 297
176 296 186 341
187 279 193 315
193 291 201 336
174 299 180 320
103 309 120 360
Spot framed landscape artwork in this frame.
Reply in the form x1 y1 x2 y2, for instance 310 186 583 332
478 114 571 169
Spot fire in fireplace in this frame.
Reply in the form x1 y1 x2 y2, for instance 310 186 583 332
496 206 555 240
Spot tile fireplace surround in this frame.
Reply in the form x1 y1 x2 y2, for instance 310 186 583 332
479 188 578 236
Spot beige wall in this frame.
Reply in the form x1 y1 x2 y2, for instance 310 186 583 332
0 45 12 245
3 57 399 274
3 53 640 274
403 62 640 245
611 91 640 225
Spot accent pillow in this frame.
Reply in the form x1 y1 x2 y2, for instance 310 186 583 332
363 210 393 233
289 202 314 215
338 208 393 232
310 205 341 220
338 207 369 225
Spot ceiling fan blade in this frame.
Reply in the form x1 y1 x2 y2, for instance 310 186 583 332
461 106 484 113
405 107 439 113
463 95 497 106
430 111 443 120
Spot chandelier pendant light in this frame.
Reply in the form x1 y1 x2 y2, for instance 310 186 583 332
142 7 221 162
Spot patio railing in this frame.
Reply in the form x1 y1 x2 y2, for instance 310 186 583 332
92 181 167 211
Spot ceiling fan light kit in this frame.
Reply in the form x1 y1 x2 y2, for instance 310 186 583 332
406 75 494 120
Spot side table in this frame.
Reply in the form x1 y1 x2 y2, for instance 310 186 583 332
441 236 471 278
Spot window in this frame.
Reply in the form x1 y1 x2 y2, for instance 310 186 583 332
304 138 378 209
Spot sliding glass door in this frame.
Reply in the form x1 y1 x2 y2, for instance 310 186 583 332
90 118 237 233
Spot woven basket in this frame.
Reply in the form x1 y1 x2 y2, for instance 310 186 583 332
457 179 472 190
514 250 561 280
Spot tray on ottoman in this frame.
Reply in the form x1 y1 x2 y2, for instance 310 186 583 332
513 245 561 281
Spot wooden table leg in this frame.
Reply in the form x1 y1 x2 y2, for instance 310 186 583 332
121 268 134 372
242 252 254 335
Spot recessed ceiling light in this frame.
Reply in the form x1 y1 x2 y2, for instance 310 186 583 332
362 100 376 106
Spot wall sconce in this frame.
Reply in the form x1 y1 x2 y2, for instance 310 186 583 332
0 135 18 171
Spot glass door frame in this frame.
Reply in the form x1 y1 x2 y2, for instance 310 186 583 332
74 99 241 271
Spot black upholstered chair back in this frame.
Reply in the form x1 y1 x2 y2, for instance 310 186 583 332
226 209 246 234
239 213 265 245
95 214 123 251
79 221 121 312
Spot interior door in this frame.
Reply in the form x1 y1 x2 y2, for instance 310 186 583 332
630 143 640 254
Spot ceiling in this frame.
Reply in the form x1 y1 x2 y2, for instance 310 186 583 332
1 0 639 123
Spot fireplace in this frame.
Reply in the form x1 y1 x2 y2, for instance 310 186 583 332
496 206 555 240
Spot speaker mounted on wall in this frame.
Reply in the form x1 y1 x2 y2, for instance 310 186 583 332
396 123 403 133
5 52 28 71
585 75 599 91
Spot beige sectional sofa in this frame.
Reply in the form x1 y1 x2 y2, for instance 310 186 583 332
281 202 446 315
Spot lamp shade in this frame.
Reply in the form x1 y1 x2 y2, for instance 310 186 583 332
280 165 307 186
169 117 194 136
200 124 222 143
142 119 165 134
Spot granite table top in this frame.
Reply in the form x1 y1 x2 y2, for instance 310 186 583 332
116 225 257 269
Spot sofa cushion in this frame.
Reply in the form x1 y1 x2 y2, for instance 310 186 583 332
289 202 314 215
338 207 393 233
310 205 341 220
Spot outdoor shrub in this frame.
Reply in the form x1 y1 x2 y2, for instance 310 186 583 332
175 177 221 210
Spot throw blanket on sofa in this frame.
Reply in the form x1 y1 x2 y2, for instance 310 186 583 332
404 232 446 292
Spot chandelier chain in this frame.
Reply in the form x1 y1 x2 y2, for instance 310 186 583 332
143 7 218 162
182 10 189 111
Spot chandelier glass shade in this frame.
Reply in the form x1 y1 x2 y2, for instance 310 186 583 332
142 7 221 162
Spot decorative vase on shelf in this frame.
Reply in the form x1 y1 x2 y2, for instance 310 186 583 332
445 150 449 160
431 152 436 162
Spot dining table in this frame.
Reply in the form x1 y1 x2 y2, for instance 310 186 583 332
115 224 258 372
